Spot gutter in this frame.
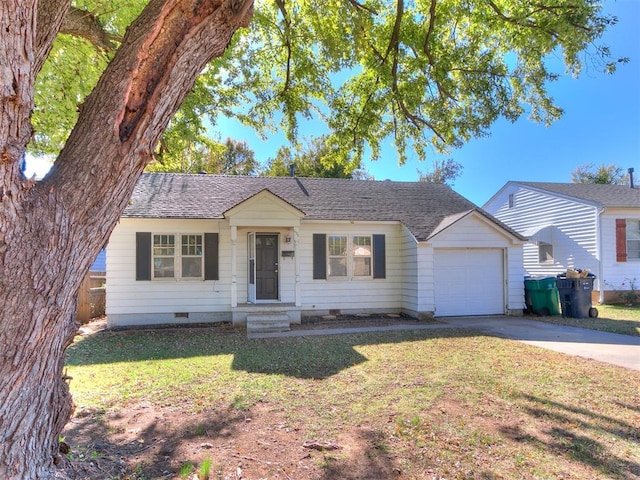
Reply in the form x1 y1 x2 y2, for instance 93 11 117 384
596 206 605 304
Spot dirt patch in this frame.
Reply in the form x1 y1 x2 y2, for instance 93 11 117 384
60 315 427 479
60 400 403 480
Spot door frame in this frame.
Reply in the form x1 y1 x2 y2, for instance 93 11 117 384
247 232 280 302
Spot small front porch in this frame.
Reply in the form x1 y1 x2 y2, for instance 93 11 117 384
232 303 302 336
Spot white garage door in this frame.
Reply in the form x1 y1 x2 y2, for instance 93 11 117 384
434 248 505 317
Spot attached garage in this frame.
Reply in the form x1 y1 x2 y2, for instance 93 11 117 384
434 248 505 316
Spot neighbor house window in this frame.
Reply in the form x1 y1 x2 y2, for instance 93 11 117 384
352 235 372 277
538 242 554 264
152 234 203 279
328 235 348 277
627 220 640 259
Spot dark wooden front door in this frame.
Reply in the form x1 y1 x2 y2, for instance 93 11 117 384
256 234 278 300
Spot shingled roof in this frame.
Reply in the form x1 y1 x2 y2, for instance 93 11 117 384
517 182 640 208
124 173 498 241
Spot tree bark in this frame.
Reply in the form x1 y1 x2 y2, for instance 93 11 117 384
0 1 253 478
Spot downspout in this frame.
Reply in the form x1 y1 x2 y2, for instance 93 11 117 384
596 206 605 304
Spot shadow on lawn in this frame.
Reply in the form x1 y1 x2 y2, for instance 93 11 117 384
502 393 640 479
66 327 471 379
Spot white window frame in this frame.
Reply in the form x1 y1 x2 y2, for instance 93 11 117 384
152 233 204 280
627 219 640 260
351 235 373 278
327 235 348 278
327 234 373 280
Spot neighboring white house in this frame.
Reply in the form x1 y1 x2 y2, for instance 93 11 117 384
484 181 640 304
106 173 526 328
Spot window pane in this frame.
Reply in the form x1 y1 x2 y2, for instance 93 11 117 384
328 236 347 256
353 257 371 276
627 220 640 240
181 235 203 277
181 235 202 256
352 236 372 256
153 257 174 278
182 257 202 277
153 235 175 278
626 221 640 259
538 242 553 263
329 258 347 277
154 235 175 256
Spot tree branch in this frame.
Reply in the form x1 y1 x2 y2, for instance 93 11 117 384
35 0 73 76
422 0 437 61
275 0 293 96
346 0 379 16
59 6 122 52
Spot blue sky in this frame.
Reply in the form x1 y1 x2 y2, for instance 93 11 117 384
27 1 639 207
216 0 640 206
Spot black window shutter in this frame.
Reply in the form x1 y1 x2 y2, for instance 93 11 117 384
313 234 327 279
136 232 152 281
204 233 219 280
373 234 386 279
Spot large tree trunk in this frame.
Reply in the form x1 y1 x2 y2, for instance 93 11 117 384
0 1 253 478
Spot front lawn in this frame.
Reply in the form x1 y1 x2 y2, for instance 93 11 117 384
62 325 640 480
535 304 640 336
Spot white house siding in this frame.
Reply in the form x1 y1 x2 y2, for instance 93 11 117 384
600 209 640 290
420 213 525 316
297 221 404 316
484 185 600 280
106 218 232 327
399 225 421 318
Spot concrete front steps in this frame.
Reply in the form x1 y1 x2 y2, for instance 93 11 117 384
246 312 291 336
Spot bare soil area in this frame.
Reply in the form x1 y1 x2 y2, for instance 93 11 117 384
61 399 406 480
61 315 427 480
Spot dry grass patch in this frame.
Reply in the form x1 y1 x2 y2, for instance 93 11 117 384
62 326 640 479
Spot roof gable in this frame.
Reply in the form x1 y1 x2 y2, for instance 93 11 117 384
224 189 305 227
428 209 526 243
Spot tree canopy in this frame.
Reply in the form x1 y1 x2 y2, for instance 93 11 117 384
31 0 626 169
571 162 629 185
418 158 463 185
262 135 373 178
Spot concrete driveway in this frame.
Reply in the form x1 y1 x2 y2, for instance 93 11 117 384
439 316 640 371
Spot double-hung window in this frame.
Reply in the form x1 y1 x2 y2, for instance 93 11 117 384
352 236 372 277
627 220 640 260
152 234 203 279
328 235 348 277
327 234 373 278
153 234 175 278
181 235 203 278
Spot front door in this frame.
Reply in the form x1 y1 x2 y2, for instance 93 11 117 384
256 234 279 300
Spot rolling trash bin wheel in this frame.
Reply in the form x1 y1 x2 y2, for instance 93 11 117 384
589 307 598 318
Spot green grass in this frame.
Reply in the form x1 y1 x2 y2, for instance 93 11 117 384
65 326 640 479
535 304 640 336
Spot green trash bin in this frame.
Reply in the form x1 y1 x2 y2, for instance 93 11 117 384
524 277 561 316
